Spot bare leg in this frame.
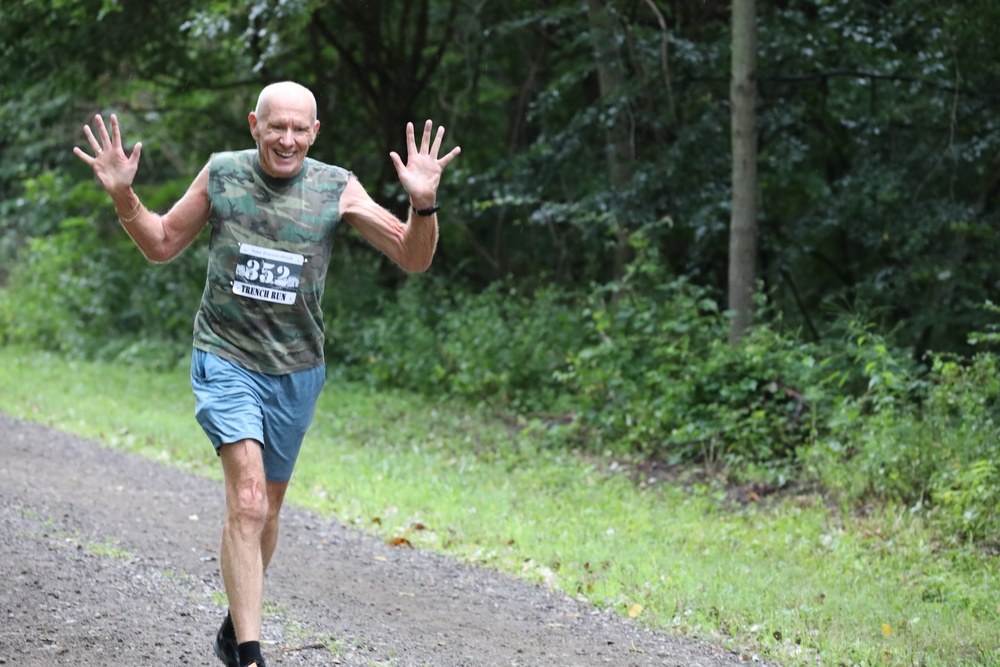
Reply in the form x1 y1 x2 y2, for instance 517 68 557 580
220 439 269 644
261 480 288 572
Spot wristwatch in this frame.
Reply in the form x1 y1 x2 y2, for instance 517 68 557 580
412 202 441 216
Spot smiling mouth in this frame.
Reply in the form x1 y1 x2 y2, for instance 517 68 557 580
275 150 296 159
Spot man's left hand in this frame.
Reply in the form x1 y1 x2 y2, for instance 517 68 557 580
390 120 461 211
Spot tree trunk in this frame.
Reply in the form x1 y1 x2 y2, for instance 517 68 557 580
586 0 634 280
728 0 758 344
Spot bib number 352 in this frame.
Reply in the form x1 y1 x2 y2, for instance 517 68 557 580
233 243 304 305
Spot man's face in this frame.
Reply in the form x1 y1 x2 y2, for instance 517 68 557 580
249 92 320 179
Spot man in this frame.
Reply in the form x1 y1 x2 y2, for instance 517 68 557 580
73 81 460 667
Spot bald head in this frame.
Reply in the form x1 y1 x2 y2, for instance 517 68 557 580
254 81 317 124
249 81 321 179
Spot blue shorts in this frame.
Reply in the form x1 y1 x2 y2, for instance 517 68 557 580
190 349 326 483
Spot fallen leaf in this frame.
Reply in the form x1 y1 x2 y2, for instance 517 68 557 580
388 537 413 548
413 522 426 531
372 517 381 525
881 623 892 636
628 603 643 618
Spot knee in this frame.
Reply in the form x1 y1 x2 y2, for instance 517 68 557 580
229 478 269 533
221 439 270 533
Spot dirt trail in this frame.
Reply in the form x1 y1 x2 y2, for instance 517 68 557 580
0 412 761 666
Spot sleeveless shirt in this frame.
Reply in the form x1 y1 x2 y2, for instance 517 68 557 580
192 149 349 374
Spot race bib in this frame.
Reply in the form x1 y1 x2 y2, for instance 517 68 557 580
233 243 304 305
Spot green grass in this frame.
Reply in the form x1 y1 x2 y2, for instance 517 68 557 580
1 346 998 666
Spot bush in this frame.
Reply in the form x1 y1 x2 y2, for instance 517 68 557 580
803 322 931 497
558 277 828 464
925 355 1000 542
332 227 848 469
338 275 584 413
0 171 205 368
807 343 1000 543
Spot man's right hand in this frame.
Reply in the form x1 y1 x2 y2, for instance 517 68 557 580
71 112 210 264
73 113 143 197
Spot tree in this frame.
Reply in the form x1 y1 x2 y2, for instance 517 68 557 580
728 0 758 344
3 0 1000 359
586 0 635 280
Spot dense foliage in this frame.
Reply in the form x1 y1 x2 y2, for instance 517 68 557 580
2 0 999 544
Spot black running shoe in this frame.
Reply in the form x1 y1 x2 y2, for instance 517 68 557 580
212 613 239 667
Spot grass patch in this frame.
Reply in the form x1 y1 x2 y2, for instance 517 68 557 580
1 346 998 666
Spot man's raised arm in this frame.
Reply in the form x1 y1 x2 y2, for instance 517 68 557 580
340 119 460 273
74 113 210 263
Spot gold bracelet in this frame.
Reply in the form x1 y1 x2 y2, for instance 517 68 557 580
117 200 142 224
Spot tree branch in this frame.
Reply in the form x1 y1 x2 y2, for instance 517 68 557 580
641 0 676 125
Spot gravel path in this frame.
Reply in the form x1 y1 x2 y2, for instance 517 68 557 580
0 412 762 667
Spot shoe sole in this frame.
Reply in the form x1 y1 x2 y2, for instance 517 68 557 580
212 634 238 667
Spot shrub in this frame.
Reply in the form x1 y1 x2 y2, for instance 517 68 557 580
925 354 1000 542
0 171 206 367
558 277 829 464
339 276 584 413
807 342 1000 543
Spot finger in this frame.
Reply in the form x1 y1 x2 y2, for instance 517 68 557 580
389 150 405 174
72 145 95 166
110 113 122 152
404 122 417 156
129 141 143 166
83 124 102 155
430 125 445 158
419 119 432 154
437 145 461 169
96 114 113 152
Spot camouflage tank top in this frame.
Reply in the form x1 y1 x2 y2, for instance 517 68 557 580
192 150 349 375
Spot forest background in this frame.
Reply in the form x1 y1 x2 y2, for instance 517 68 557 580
2 0 1000 642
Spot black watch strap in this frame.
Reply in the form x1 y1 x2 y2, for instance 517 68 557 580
412 202 441 216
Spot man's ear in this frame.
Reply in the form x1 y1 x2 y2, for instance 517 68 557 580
248 111 260 140
310 120 320 145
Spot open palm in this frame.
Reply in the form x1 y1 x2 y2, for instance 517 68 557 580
389 120 461 208
72 113 143 196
